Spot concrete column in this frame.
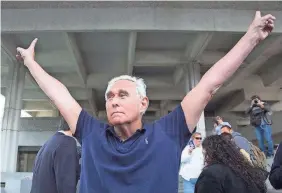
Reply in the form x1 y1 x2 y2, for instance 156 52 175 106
185 62 206 138
155 110 161 119
1 62 17 171
160 100 169 117
1 62 26 172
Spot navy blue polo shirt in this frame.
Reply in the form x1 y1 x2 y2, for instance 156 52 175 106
75 105 191 193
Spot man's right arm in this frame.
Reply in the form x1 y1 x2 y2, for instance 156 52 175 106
17 39 81 134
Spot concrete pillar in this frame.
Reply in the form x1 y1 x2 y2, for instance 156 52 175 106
155 110 161 119
1 62 26 172
160 100 169 117
185 62 206 138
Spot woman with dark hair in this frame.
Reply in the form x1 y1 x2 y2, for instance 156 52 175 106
195 135 268 193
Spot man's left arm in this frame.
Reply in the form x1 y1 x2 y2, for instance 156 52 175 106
181 11 275 132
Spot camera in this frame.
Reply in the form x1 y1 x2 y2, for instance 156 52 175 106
252 99 260 107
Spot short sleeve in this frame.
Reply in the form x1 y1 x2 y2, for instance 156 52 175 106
154 105 192 150
74 109 105 144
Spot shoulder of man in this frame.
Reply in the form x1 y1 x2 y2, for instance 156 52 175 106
57 135 77 148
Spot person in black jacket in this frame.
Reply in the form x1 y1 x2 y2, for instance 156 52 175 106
195 135 268 193
246 95 274 157
30 119 80 193
269 142 282 189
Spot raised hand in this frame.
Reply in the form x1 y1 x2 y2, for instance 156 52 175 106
247 11 276 42
16 38 38 65
188 147 193 154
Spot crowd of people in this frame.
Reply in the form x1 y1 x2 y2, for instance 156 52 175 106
179 111 281 193
15 11 281 193
178 82 279 193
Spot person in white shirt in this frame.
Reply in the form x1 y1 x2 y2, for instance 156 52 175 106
180 132 204 193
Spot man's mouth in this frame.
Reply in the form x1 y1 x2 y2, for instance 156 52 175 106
111 112 124 116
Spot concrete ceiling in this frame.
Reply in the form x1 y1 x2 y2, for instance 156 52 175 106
1 1 282 120
2 1 282 11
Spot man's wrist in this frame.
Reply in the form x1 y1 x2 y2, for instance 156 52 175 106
24 57 35 67
243 31 260 47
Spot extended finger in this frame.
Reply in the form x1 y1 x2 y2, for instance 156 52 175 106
29 38 38 49
255 11 261 18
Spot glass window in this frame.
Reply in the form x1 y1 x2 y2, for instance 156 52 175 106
17 146 41 172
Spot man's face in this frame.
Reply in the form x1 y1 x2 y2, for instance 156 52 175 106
193 134 202 147
221 126 231 134
252 98 260 104
105 80 148 125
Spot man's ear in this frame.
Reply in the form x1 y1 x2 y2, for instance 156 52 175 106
140 97 149 113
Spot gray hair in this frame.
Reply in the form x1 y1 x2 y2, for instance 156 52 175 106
105 75 148 114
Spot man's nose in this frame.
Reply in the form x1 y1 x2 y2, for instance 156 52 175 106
111 97 120 107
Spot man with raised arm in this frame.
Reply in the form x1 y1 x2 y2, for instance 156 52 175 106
16 11 275 193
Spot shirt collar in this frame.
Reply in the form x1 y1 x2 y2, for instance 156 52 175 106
106 125 146 136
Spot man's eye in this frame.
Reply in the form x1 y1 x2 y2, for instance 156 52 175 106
107 95 114 100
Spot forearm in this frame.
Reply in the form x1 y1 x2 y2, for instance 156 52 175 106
181 33 259 130
199 32 258 94
26 59 68 101
25 59 81 131
25 59 77 110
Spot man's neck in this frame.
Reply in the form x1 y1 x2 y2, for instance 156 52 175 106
114 119 143 141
